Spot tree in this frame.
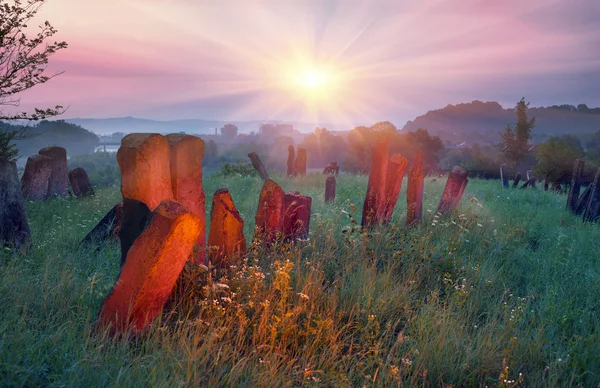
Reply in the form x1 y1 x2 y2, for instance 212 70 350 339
220 124 238 137
498 97 536 170
0 0 68 160
533 136 584 184
586 129 600 162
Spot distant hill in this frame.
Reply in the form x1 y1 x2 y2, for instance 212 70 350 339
401 101 600 144
64 117 348 135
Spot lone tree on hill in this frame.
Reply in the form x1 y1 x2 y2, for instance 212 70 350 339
1 0 68 160
498 97 536 171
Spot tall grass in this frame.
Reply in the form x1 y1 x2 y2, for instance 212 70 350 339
1 174 599 387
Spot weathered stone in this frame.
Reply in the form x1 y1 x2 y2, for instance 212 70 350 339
117 133 174 211
248 152 269 181
287 145 296 177
97 200 202 335
0 157 30 249
283 192 312 241
38 146 69 198
567 159 585 213
207 188 246 268
361 137 389 227
583 168 600 223
68 167 95 198
512 173 521 188
21 154 52 201
405 151 424 226
575 185 592 216
520 178 536 189
452 177 469 209
437 166 469 215
81 202 123 248
383 154 408 225
254 179 285 243
500 165 508 188
166 134 206 264
325 176 336 204
323 162 339 176
295 147 307 176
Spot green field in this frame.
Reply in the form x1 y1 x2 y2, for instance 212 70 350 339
1 174 599 387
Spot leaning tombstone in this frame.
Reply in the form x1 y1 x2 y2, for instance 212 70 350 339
248 152 270 181
81 202 124 248
405 151 424 226
500 164 508 188
575 186 592 216
207 189 246 268
39 146 69 198
0 157 31 250
383 154 408 225
512 173 521 188
21 154 52 201
583 168 600 223
68 167 95 198
437 166 469 215
96 200 202 335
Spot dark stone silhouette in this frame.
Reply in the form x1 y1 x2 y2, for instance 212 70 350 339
325 176 336 204
68 167 95 198
512 173 521 188
119 199 152 266
583 168 600 223
248 152 270 181
383 154 408 225
0 157 30 249
567 159 585 213
39 146 69 198
21 154 52 201
575 186 592 216
81 202 123 248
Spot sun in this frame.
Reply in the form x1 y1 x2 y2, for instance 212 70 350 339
297 69 329 89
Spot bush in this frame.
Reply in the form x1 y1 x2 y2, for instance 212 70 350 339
68 152 120 188
214 162 258 178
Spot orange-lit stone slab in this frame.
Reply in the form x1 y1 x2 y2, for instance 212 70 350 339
97 200 202 334
295 147 307 176
254 179 284 244
361 136 389 227
383 154 408 225
283 191 312 241
406 151 424 226
166 134 206 264
207 188 246 268
117 133 173 211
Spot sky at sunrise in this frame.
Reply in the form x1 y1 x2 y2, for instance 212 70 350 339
12 0 600 127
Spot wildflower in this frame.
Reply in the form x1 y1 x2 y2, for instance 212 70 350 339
477 223 483 228
297 292 310 300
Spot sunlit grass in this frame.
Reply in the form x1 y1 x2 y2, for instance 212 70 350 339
0 174 599 386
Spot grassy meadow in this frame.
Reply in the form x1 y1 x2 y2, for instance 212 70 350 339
1 173 599 387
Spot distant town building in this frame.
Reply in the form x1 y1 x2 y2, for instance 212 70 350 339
259 123 294 137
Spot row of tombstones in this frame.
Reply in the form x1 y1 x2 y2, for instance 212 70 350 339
21 146 95 200
566 159 600 223
0 148 95 250
90 133 468 335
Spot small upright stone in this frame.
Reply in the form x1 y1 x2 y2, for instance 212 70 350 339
21 154 52 201
283 192 312 241
437 166 469 215
207 189 246 268
254 179 285 244
39 146 69 198
325 176 336 204
0 157 30 249
287 145 296 177
69 167 95 198
361 136 390 227
248 152 270 181
406 151 424 226
567 159 585 213
97 200 202 335
295 148 307 176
